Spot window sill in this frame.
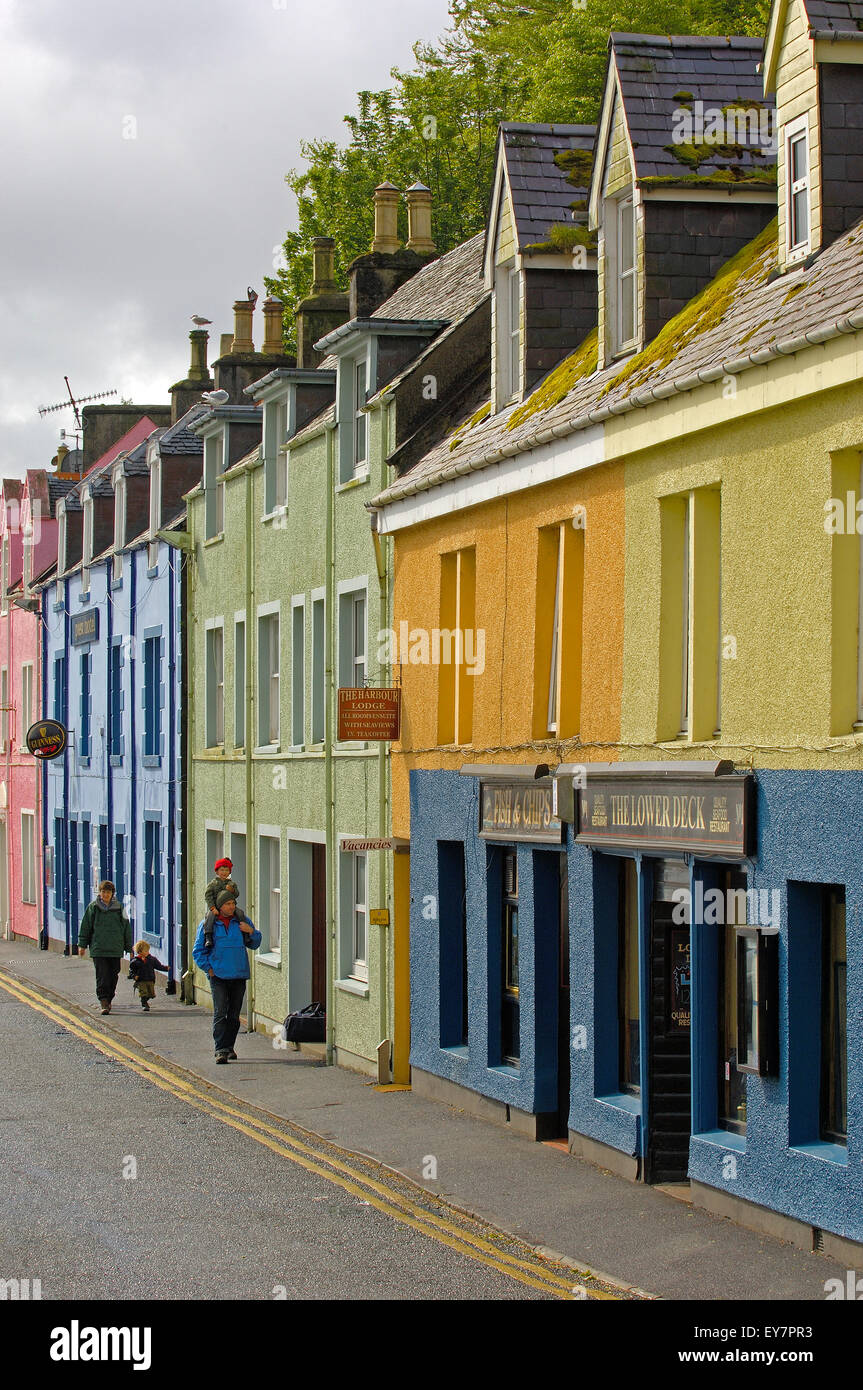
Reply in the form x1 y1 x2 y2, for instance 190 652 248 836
79 592 91 605
595 1090 642 1116
789 1140 847 1167
146 565 159 580
442 1044 469 1061
261 507 288 525
110 577 123 592
254 744 282 757
53 600 64 613
694 1127 746 1153
488 1061 521 1077
142 755 162 769
77 756 91 768
256 950 282 969
336 473 369 495
203 534 225 548
336 977 369 998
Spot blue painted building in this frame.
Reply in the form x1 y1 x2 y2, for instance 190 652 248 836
40 404 204 983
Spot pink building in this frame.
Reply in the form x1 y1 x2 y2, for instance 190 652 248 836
0 451 76 942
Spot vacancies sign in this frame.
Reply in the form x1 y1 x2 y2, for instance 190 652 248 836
577 776 751 858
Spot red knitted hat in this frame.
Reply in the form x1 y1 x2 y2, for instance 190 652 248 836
214 857 233 871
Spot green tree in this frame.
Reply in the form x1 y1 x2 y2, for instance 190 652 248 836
266 0 770 347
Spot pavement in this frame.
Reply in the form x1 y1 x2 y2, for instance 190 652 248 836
0 937 851 1301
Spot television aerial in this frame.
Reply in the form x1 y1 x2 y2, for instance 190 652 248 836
38 376 117 430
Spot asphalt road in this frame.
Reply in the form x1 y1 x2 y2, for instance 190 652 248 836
0 984 574 1301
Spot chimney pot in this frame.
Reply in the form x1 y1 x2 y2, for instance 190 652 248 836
262 297 284 354
231 298 255 354
219 332 233 358
372 182 401 254
311 236 338 292
406 181 436 254
188 329 210 382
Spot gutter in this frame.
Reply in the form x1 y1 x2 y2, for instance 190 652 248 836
374 306 863 507
245 454 256 1033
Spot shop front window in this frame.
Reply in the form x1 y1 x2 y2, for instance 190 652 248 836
502 849 520 1064
618 857 640 1094
718 868 747 1132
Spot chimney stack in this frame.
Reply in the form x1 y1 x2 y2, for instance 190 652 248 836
371 182 401 254
295 237 350 369
231 298 255 354
406 182 436 254
262 297 284 354
169 328 215 423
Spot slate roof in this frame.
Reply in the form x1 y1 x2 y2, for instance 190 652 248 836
611 33 775 184
292 235 488 450
802 0 863 34
157 404 208 455
114 439 150 476
48 478 78 516
497 123 596 249
371 232 485 324
373 215 863 508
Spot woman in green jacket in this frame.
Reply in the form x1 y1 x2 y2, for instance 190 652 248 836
78 881 133 1014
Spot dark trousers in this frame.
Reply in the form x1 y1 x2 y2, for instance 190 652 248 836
94 956 121 1003
210 976 246 1054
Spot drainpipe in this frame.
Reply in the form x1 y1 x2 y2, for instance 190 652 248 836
183 505 198 1004
39 587 48 949
179 550 191 996
5 541 12 939
325 420 336 1067
373 397 393 1068
245 457 256 1033
166 547 177 992
106 559 114 898
63 578 71 953
129 552 137 939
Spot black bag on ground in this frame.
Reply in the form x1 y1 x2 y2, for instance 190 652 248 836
283 1002 326 1043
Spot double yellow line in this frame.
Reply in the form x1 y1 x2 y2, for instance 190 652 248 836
0 971 619 1301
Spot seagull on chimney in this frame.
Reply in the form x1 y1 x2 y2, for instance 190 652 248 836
201 389 229 407
191 314 212 326
246 287 258 309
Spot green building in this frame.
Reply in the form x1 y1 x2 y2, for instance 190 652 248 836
185 188 487 1076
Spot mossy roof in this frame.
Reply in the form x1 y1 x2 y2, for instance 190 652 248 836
372 215 863 509
491 122 596 255
610 33 775 184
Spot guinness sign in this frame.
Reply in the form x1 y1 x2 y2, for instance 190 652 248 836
26 720 67 760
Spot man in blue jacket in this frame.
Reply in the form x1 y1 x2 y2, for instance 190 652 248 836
192 890 261 1063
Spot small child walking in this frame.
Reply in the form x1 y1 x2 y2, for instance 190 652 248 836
203 858 251 952
128 941 169 1010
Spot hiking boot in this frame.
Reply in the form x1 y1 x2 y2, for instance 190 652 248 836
141 1000 150 1011
215 1051 229 1064
100 1003 111 1015
228 1050 237 1060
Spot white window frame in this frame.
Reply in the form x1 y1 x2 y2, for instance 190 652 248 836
113 474 126 583
353 357 368 475
81 493 93 595
616 194 637 354
258 827 282 958
494 260 521 410
57 506 68 576
311 588 326 744
21 810 36 905
205 618 225 748
337 578 368 691
291 595 305 749
786 115 811 262
263 396 289 516
234 613 246 750
350 851 368 982
148 450 162 570
257 602 281 749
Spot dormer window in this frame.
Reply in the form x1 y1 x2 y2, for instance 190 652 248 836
616 195 637 353
57 507 67 576
148 453 161 569
786 117 810 261
82 494 93 595
495 262 521 410
204 433 225 540
353 360 368 472
263 397 288 514
113 477 126 583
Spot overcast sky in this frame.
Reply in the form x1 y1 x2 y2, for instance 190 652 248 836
0 0 452 476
